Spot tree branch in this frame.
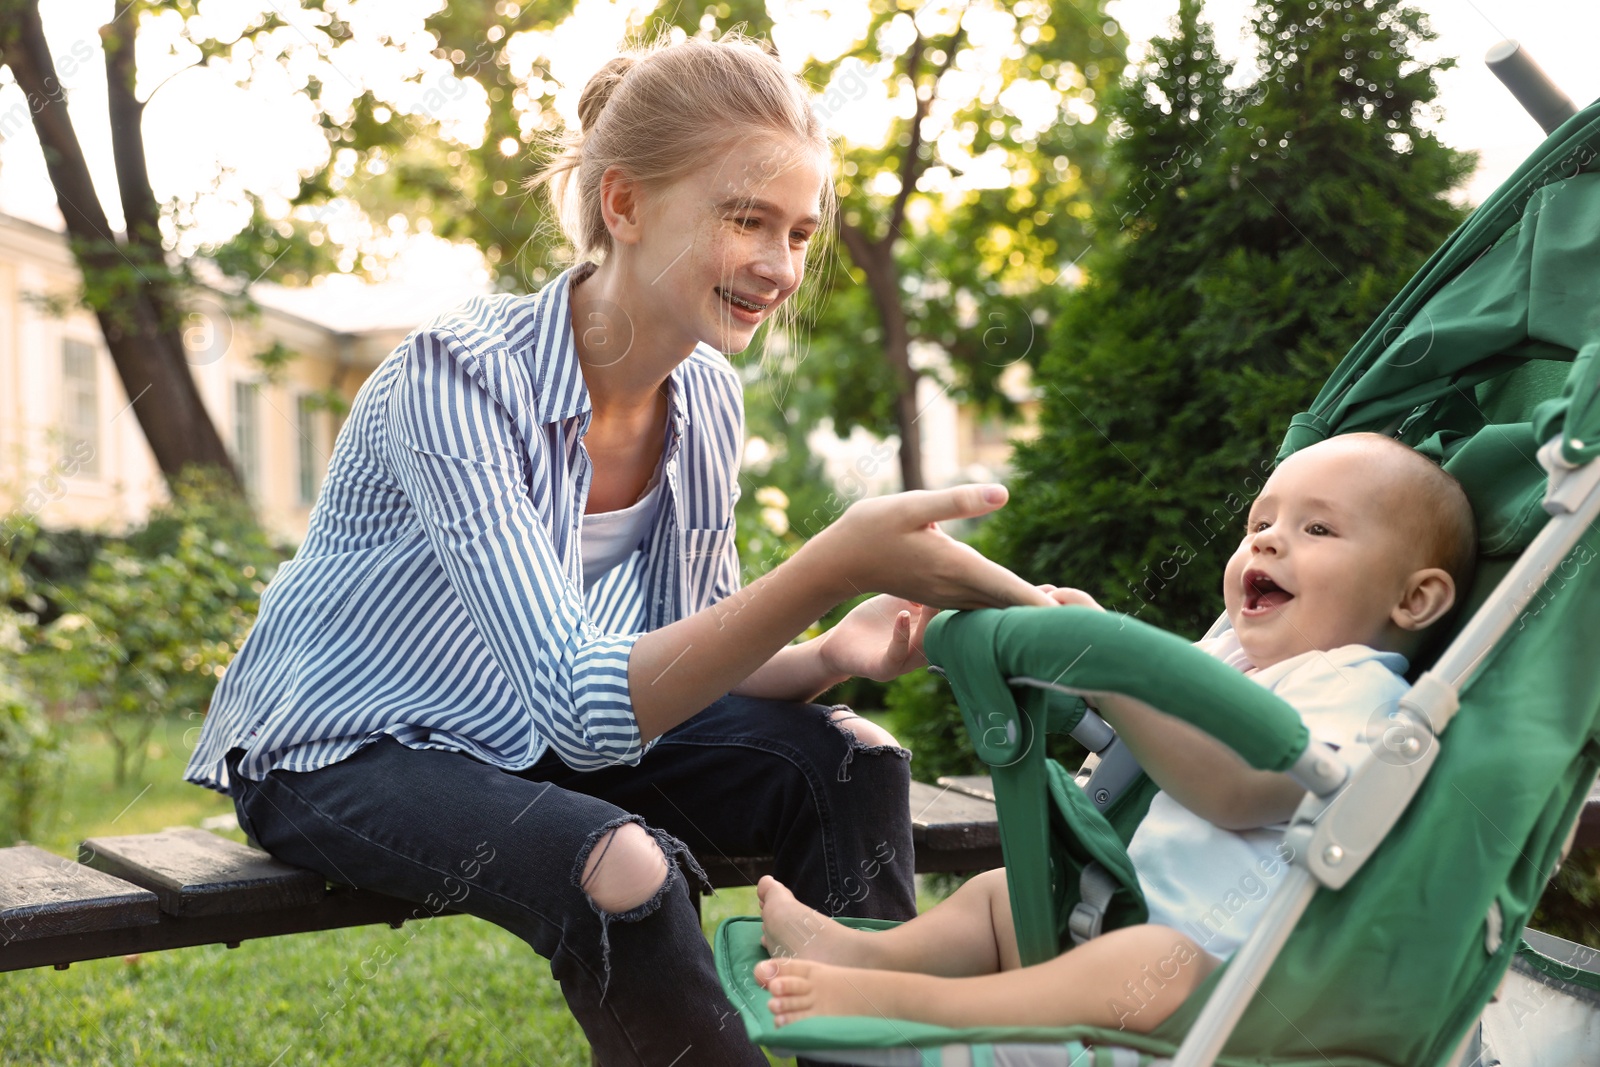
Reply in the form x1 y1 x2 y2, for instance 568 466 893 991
103 5 163 256
887 19 967 244
0 0 119 248
138 58 206 108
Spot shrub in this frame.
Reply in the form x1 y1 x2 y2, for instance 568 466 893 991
20 469 283 786
889 0 1469 780
0 670 64 845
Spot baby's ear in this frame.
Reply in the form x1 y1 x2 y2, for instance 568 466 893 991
1392 567 1456 632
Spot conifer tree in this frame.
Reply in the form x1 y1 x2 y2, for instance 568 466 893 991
990 0 1472 636
889 0 1473 779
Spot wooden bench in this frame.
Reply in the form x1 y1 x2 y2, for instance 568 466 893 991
0 779 1001 973
6 775 1597 975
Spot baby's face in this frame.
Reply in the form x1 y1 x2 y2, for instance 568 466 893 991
1222 441 1421 669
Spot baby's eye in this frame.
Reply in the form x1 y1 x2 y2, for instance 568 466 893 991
1306 522 1333 536
1247 519 1270 533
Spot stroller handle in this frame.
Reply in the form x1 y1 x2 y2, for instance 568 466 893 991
1486 40 1578 136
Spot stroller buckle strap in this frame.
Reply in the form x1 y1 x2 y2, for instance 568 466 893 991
1067 862 1119 945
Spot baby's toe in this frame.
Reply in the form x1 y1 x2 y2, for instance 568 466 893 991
754 958 782 987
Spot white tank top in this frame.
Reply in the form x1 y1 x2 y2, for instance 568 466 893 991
580 467 664 594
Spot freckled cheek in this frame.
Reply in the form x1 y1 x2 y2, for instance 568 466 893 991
700 233 735 272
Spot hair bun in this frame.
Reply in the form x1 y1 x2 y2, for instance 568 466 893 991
577 56 636 134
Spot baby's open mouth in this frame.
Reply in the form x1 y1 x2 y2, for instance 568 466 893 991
1243 570 1294 613
717 287 770 313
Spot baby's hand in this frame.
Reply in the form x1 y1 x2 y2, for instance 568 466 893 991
1035 584 1103 610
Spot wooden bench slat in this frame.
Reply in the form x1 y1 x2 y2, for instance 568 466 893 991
0 844 160 945
0 884 436 972
909 780 1000 850
937 775 996 803
79 827 325 918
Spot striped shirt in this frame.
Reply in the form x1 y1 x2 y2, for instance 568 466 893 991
184 265 745 794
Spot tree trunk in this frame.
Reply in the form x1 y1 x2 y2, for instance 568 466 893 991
839 223 924 491
0 1 241 488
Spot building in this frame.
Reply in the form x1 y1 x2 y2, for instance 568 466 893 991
0 211 466 543
1 208 1034 546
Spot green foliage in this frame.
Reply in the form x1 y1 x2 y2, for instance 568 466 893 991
1533 847 1600 948
0 526 64 844
18 469 284 787
996 0 1470 629
0 672 64 845
888 0 1473 777
799 0 1125 441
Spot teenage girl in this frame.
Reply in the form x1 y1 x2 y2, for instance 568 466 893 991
186 33 1047 1065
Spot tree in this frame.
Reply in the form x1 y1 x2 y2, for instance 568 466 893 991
245 1 1123 493
889 0 1473 776
798 0 1123 490
990 0 1471 633
0 1 245 486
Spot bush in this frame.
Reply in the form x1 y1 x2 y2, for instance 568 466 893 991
19 468 284 786
0 671 64 845
0 521 63 843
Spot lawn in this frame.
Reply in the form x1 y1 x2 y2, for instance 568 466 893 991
0 714 849 1066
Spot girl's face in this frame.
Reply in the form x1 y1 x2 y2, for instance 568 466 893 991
630 135 825 355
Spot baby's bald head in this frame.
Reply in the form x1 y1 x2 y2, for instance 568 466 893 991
1326 433 1478 595
1227 433 1478 667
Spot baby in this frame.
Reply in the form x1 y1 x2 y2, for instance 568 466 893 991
753 433 1477 1032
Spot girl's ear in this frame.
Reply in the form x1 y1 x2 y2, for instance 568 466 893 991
1392 567 1456 632
599 166 644 246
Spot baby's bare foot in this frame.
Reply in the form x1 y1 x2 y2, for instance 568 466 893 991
754 957 900 1027
757 876 869 965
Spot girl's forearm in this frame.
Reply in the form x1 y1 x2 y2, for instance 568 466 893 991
731 640 849 704
628 536 847 742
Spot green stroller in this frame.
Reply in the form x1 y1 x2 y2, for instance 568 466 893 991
714 74 1600 1067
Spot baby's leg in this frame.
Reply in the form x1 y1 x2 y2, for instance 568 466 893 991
755 923 1219 1032
759 869 1018 976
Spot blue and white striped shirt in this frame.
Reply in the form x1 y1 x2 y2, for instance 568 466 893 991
185 266 745 794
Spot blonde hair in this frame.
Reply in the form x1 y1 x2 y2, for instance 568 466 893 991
527 32 836 266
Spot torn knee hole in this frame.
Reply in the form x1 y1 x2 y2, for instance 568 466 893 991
578 821 669 915
826 708 900 749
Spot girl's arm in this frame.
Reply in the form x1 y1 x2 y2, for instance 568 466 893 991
730 596 933 703
627 488 1050 743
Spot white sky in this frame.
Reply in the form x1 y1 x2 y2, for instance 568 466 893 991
0 0 1596 321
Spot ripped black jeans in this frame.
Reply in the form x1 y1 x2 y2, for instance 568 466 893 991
226 694 915 1067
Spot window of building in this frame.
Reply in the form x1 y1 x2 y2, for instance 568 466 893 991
295 394 324 505
233 380 261 493
61 338 100 477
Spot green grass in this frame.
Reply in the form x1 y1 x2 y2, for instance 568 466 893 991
5 715 909 1066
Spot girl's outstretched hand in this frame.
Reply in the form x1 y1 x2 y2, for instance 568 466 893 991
813 484 1053 610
